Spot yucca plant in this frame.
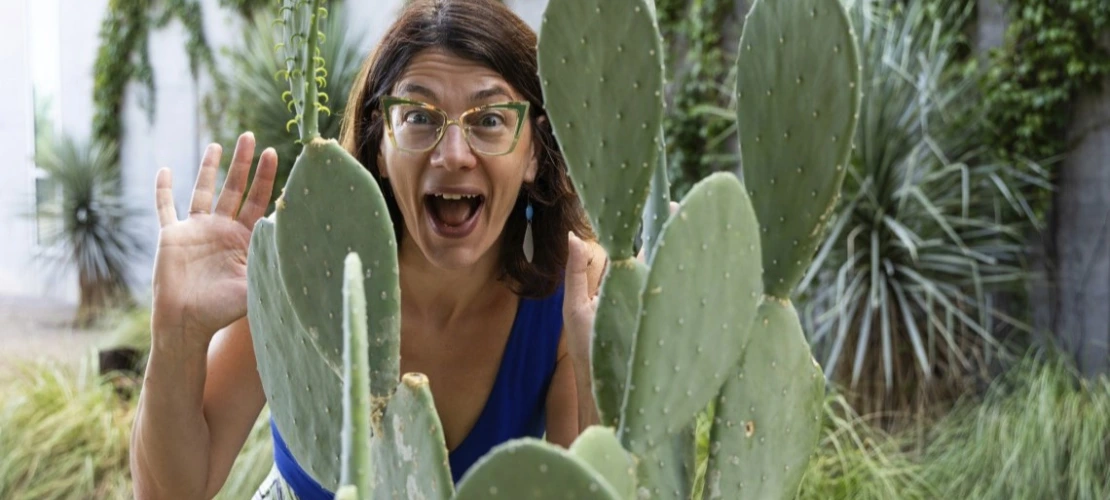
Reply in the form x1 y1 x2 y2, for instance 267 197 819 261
33 134 146 327
795 0 1051 421
216 0 366 208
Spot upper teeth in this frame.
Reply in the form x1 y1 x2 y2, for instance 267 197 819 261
435 193 478 200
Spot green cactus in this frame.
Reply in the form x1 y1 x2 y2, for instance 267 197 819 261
569 426 638 498
339 253 373 497
248 217 344 486
245 0 860 497
454 438 622 499
736 0 862 299
703 300 826 499
537 0 665 261
369 373 454 499
619 173 763 453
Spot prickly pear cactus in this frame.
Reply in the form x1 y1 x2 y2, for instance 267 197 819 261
248 0 860 497
533 0 862 498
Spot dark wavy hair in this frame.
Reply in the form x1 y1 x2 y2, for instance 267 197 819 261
338 0 595 299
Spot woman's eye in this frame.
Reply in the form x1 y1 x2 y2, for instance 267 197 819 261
477 113 505 128
404 110 432 125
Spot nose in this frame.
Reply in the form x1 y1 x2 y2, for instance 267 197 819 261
431 124 477 172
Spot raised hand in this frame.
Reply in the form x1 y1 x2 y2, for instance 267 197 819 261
150 132 278 343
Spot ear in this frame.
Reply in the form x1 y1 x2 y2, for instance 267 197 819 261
377 150 389 179
524 115 546 183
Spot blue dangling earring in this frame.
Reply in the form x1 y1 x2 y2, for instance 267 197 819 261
523 199 535 263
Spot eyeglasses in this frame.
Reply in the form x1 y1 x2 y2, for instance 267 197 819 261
380 96 530 156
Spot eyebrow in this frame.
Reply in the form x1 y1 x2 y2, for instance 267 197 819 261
396 83 515 103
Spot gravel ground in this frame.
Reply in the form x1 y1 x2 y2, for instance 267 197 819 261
0 295 110 379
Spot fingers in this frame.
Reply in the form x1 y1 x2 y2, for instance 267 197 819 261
155 168 178 227
565 231 592 306
214 132 257 217
189 143 223 214
237 147 279 228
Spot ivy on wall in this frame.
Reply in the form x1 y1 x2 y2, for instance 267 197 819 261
91 0 225 170
983 0 1110 164
655 0 738 199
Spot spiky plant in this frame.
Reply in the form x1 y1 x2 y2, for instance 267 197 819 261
795 0 1051 421
32 134 145 327
217 0 366 209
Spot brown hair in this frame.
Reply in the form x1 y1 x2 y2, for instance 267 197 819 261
338 0 594 299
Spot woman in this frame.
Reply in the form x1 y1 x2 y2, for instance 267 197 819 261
129 0 611 498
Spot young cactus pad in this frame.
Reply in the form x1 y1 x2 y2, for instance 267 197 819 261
247 218 344 488
620 172 763 452
704 300 825 500
340 253 372 497
537 0 665 260
454 438 622 499
736 0 861 298
369 373 454 500
590 260 648 428
569 426 638 498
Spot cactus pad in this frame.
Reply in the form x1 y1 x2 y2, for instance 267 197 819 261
591 259 648 427
621 172 763 451
634 427 696 500
455 438 621 499
569 426 637 498
537 0 665 260
247 217 344 489
370 373 454 500
736 0 861 298
274 138 401 399
704 299 825 500
339 253 373 497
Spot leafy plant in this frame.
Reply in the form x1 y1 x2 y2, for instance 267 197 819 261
919 347 1110 500
794 0 1051 421
216 0 366 209
33 134 146 327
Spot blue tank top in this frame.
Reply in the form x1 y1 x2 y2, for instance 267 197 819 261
271 283 565 497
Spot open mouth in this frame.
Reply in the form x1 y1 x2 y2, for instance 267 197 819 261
424 192 485 238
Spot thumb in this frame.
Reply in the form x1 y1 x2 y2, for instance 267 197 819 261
565 231 592 305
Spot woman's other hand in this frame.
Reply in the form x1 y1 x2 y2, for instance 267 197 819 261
150 132 278 344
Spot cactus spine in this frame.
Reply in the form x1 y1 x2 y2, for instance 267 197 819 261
245 0 860 497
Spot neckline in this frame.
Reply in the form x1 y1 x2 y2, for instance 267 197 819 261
446 292 528 455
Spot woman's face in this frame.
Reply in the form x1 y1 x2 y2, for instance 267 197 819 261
378 48 538 271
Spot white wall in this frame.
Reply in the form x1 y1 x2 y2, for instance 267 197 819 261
0 0 55 299
0 0 551 303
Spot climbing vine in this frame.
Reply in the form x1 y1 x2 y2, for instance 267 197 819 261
91 0 224 170
656 0 737 199
983 0 1110 164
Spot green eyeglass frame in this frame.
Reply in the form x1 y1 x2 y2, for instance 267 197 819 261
379 96 531 156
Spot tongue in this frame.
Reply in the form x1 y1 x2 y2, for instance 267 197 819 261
431 198 474 226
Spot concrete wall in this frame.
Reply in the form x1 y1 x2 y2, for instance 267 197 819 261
1053 37 1110 377
0 0 550 303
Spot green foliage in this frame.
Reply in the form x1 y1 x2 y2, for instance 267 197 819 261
796 0 1050 419
983 0 1110 165
218 0 273 18
656 0 738 199
91 0 222 168
32 133 146 326
216 3 366 207
918 349 1110 500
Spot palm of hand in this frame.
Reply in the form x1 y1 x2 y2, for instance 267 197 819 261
150 133 278 340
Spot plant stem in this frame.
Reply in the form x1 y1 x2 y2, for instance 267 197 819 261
301 0 323 141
